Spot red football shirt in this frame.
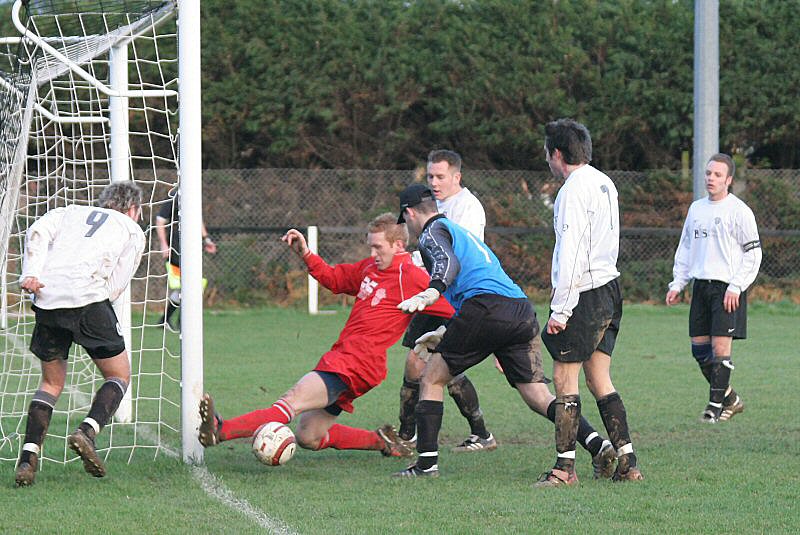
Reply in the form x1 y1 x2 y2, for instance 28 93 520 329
305 251 453 412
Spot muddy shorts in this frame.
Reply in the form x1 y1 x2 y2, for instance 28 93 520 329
30 300 125 361
541 278 622 363
436 294 546 387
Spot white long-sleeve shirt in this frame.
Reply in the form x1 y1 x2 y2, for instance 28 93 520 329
22 205 145 309
436 187 486 241
668 193 761 295
550 164 620 324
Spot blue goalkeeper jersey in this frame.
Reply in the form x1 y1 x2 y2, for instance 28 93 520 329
419 215 525 313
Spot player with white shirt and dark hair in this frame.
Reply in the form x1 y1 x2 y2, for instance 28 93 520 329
536 118 643 486
392 183 616 478
397 149 497 454
14 181 146 486
666 153 762 423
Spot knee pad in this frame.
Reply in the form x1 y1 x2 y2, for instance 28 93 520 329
691 343 713 366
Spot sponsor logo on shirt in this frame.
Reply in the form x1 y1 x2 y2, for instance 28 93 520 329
371 288 386 307
357 276 378 300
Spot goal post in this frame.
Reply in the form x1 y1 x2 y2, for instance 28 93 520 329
0 0 203 467
177 0 204 465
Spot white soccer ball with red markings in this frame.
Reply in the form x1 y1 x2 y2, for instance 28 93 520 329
252 422 296 466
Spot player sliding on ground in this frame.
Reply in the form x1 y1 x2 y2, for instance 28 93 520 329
198 213 454 459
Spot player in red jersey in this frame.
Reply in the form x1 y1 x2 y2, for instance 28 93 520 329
198 213 454 458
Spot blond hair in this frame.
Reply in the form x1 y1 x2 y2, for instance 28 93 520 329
368 212 408 246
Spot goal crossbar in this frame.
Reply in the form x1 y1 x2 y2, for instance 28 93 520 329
10 0 177 98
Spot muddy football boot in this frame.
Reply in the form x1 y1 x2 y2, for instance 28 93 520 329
15 453 38 487
68 428 106 478
535 468 578 488
377 425 414 458
198 394 222 447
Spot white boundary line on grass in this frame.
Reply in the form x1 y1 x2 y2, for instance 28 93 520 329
155 439 297 534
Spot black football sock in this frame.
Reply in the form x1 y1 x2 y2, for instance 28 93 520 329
415 400 443 471
81 378 128 438
553 395 580 473
20 390 57 464
597 391 637 471
708 357 733 417
447 374 488 439
398 377 420 440
546 399 604 455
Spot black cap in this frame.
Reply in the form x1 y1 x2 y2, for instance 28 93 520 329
397 183 434 223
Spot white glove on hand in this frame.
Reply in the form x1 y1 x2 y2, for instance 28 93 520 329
412 326 447 363
397 287 440 314
413 345 432 363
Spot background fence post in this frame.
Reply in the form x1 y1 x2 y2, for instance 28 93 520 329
307 225 318 315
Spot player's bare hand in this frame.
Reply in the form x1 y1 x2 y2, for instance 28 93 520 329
21 276 44 295
281 229 309 257
203 239 217 255
665 290 681 306
546 317 567 335
723 290 739 313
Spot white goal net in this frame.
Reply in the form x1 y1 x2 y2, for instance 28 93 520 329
0 0 195 468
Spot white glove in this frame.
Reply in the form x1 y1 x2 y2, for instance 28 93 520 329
413 345 432 363
397 287 440 314
412 326 447 362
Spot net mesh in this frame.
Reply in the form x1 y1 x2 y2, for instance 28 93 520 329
0 0 181 467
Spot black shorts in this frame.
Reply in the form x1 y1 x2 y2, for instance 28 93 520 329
402 313 449 348
436 294 546 387
30 301 125 362
541 278 623 363
689 280 747 339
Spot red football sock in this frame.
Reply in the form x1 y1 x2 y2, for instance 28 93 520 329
316 424 383 451
219 398 294 441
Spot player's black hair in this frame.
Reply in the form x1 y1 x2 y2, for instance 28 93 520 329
544 118 592 165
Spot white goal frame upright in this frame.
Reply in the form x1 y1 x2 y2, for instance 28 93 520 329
0 0 203 465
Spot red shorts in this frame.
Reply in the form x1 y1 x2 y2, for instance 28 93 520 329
313 350 386 413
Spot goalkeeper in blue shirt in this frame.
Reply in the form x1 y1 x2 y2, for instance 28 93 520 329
391 184 615 479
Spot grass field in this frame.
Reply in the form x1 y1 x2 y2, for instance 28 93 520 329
2 303 798 534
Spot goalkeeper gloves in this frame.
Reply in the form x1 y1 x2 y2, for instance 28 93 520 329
397 287 440 313
412 325 447 362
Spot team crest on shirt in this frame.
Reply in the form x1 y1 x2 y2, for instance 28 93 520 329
357 276 378 300
371 288 386 306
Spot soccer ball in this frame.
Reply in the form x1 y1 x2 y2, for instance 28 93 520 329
252 422 296 466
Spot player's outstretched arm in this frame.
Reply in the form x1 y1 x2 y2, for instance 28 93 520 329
281 229 309 258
